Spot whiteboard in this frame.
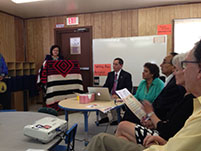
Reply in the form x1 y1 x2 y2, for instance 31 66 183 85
93 35 167 86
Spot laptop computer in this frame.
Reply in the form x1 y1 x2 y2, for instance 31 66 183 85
87 87 113 101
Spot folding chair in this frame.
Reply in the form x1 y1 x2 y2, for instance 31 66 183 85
51 123 78 151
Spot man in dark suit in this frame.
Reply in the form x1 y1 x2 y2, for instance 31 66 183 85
122 52 186 123
99 58 133 125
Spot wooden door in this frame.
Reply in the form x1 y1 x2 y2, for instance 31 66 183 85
54 26 93 92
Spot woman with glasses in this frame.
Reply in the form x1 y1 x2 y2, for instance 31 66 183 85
45 45 64 61
115 53 194 146
37 45 64 107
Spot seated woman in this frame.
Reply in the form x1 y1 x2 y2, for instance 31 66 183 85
115 53 194 145
134 62 164 103
122 62 164 123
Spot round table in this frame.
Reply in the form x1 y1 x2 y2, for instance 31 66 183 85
58 97 124 145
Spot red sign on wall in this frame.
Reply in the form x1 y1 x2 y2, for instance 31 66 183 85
66 17 79 25
157 24 172 35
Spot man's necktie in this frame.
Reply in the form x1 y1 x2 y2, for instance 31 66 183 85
112 73 118 95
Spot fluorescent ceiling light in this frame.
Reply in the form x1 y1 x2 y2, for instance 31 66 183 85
11 0 45 3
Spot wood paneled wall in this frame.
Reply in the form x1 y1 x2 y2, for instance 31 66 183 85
2 3 201 71
25 10 139 71
25 3 201 71
0 13 15 62
15 18 25 61
0 12 24 62
138 3 201 52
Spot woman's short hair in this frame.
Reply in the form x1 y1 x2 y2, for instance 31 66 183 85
172 53 188 69
50 45 61 56
144 62 160 79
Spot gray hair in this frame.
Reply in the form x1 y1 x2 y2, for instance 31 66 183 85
172 53 188 69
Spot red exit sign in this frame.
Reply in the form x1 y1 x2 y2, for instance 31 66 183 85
66 17 79 25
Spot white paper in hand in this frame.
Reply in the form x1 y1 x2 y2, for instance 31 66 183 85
116 88 146 120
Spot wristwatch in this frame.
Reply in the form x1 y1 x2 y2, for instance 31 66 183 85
147 112 154 118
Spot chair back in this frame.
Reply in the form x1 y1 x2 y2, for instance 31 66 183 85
65 123 78 151
38 107 58 116
50 123 78 151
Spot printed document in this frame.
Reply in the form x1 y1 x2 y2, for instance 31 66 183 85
116 88 146 119
86 104 114 113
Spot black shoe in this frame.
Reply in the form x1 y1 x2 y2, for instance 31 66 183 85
110 120 118 126
98 117 109 124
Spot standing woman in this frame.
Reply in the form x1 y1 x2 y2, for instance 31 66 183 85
134 62 164 103
38 44 64 86
45 45 64 60
37 45 64 107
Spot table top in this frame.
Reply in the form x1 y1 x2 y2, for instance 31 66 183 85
0 111 61 151
58 97 124 112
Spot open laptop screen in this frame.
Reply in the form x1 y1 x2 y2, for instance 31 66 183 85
87 87 112 101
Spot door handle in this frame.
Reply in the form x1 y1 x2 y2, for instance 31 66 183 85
80 67 90 71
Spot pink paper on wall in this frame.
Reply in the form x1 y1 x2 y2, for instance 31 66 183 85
94 64 111 76
157 24 172 35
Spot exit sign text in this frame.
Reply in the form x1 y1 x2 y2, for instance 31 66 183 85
66 17 79 25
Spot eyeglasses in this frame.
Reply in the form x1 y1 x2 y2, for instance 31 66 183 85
181 60 200 69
